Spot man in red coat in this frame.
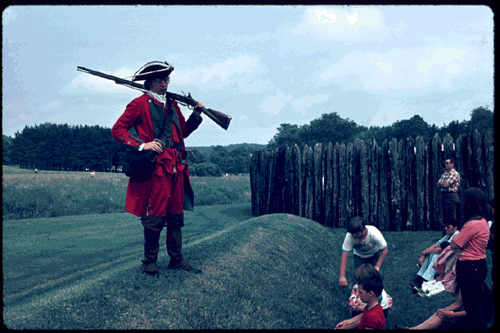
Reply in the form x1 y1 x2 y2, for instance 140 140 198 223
112 61 203 275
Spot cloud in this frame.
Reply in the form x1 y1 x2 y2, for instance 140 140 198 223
259 90 330 117
260 90 293 116
288 6 387 42
370 98 418 126
2 7 17 25
174 55 268 91
63 66 140 98
314 45 476 92
43 99 62 112
291 94 329 115
417 46 467 74
438 99 474 120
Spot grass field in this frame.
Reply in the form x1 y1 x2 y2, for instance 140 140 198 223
2 166 495 329
2 165 251 220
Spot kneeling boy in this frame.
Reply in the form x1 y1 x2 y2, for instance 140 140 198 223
339 216 388 288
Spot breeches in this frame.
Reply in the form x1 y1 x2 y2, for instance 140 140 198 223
147 170 184 217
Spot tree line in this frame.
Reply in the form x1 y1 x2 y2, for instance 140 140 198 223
2 106 493 175
2 123 260 175
266 106 494 151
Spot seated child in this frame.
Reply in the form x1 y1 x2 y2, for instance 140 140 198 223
349 264 392 319
335 266 387 330
357 274 386 330
411 217 459 290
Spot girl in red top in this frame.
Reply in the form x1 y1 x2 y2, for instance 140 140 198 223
450 187 492 329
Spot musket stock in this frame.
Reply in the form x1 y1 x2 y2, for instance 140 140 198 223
76 66 231 130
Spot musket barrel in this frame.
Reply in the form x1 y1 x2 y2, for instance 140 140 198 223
77 66 231 130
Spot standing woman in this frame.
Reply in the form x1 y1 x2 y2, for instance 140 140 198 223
450 187 492 329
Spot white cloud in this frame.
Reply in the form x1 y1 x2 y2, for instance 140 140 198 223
2 7 17 25
417 46 467 74
393 18 406 38
291 94 329 115
237 78 275 94
64 66 140 98
289 6 386 41
174 55 267 89
314 45 475 92
259 90 330 117
260 90 293 116
438 100 474 120
43 99 62 112
370 98 418 127
446 64 461 74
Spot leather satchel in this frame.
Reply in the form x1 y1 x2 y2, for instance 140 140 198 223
124 113 167 180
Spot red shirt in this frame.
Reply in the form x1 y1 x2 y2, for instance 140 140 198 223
359 304 385 330
453 218 489 261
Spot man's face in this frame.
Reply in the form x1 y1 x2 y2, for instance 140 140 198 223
445 159 454 171
444 224 457 235
150 77 169 95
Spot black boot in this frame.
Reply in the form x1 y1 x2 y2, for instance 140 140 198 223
166 226 201 273
140 216 165 275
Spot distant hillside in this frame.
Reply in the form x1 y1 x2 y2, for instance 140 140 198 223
187 143 267 156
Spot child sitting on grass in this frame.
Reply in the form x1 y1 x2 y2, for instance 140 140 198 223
335 265 388 330
357 275 386 330
349 264 392 319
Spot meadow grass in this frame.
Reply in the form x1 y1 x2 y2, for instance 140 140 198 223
2 166 494 329
3 205 494 329
2 166 251 220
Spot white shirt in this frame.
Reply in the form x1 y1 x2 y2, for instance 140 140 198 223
342 225 387 258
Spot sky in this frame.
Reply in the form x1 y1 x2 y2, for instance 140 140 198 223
2 5 494 147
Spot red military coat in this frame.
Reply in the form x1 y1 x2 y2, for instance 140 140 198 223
112 93 202 217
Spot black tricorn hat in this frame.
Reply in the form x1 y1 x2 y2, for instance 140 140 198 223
132 61 174 81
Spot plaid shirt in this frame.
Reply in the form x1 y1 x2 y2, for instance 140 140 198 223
438 168 460 193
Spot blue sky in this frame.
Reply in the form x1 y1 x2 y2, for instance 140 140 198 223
2 5 494 147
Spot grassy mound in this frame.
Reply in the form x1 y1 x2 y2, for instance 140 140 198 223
4 212 344 329
3 207 494 329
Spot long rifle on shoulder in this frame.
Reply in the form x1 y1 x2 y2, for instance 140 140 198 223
77 66 231 130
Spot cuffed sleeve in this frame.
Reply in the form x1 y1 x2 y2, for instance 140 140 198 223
184 111 203 138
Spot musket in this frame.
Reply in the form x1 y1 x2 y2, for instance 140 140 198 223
76 66 231 130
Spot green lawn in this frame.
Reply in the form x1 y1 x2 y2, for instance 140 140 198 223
3 204 494 329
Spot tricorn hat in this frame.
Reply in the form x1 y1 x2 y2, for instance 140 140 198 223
132 61 174 81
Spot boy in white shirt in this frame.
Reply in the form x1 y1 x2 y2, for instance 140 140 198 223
339 216 388 288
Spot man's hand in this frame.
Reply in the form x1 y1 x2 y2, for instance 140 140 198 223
374 265 380 272
193 102 204 117
418 255 425 266
143 140 164 153
339 276 348 288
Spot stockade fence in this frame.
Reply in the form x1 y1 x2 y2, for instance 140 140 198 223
249 130 494 231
